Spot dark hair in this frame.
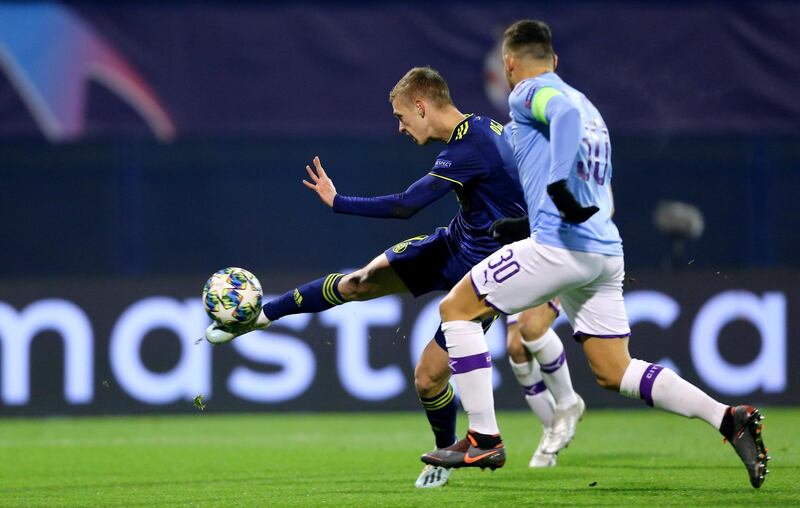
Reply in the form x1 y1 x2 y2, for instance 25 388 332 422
389 66 453 107
503 19 554 60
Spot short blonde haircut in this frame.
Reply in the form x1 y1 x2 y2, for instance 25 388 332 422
389 67 453 107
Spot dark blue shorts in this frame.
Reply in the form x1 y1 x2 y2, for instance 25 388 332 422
385 228 472 298
385 228 496 351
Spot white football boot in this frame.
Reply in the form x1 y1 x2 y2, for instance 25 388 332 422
529 427 557 468
415 464 451 488
205 310 271 345
543 394 585 454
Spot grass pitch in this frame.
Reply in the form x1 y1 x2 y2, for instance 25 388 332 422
0 408 797 507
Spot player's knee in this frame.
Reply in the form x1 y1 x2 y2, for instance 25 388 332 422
338 269 375 301
517 307 555 341
519 319 550 341
438 294 459 322
592 368 624 391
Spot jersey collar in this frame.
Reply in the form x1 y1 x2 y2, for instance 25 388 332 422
446 114 474 144
514 72 559 90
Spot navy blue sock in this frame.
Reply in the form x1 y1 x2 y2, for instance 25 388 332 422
263 273 346 321
420 384 458 449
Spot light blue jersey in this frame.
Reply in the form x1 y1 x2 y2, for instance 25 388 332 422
508 72 623 256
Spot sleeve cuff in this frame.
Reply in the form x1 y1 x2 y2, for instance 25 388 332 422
332 194 344 213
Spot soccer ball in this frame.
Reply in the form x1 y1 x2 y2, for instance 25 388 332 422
203 267 263 325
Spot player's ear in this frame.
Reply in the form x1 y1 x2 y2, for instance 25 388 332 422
415 99 425 118
502 54 515 90
503 53 514 73
552 53 559 72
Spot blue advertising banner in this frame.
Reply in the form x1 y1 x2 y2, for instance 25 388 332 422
0 270 797 415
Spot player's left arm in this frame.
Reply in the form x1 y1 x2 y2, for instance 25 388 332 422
331 174 453 219
303 156 454 219
532 89 599 224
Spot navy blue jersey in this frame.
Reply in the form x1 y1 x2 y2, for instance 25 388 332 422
428 114 527 266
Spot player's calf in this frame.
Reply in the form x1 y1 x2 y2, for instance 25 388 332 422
415 338 459 450
505 331 529 364
414 369 446 399
581 337 630 391
590 367 623 392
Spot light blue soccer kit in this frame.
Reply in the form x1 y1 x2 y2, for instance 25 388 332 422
471 72 631 340
464 74 766 489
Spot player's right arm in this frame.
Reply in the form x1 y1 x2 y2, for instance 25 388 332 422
303 156 455 219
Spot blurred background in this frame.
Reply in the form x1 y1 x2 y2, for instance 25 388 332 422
0 1 798 415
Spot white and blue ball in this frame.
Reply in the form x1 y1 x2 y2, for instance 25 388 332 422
202 267 263 325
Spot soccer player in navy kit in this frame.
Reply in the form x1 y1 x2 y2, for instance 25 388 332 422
423 20 769 488
205 66 582 487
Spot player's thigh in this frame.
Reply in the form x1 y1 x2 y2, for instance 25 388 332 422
339 253 409 300
559 254 630 341
383 229 454 297
414 338 451 396
439 272 498 322
471 239 595 315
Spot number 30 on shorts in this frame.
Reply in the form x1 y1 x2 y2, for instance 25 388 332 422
487 248 520 283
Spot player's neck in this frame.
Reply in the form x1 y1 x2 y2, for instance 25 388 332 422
515 64 554 84
436 105 468 143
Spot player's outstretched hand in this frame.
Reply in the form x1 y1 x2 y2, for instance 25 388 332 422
489 216 530 245
303 156 337 207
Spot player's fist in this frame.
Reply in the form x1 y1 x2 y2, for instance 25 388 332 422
563 205 599 224
489 216 530 245
303 156 337 207
546 180 599 224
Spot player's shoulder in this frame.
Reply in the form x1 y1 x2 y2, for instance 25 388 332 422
439 115 503 165
447 114 503 146
445 114 475 146
511 73 565 103
433 116 486 172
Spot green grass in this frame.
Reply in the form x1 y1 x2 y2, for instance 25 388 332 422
0 409 797 507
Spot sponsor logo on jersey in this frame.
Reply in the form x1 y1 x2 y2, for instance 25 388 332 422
434 159 452 169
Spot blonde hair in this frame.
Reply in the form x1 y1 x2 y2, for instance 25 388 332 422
389 66 453 107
